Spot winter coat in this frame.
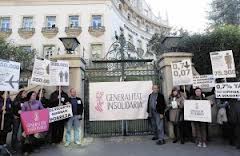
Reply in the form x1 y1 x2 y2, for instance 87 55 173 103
168 95 184 123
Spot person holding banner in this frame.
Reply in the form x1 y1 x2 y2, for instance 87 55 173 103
21 91 44 156
190 88 208 148
49 87 69 144
64 88 83 147
147 85 166 145
0 91 13 147
37 88 49 108
168 87 185 144
11 90 27 152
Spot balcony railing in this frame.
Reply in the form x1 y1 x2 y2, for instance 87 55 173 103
65 26 82 36
88 26 105 37
41 27 59 38
18 28 35 39
0 28 12 38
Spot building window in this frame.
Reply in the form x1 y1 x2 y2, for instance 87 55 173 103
91 44 102 59
128 34 133 44
0 17 10 31
22 17 33 28
146 25 149 32
92 15 102 29
43 45 55 59
69 16 79 27
46 16 56 28
137 40 142 49
21 46 32 53
127 13 131 21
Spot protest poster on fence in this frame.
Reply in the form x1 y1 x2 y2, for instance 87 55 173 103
30 58 50 86
184 100 212 123
48 104 73 123
215 82 240 98
171 59 193 86
193 75 215 89
20 109 49 135
210 50 236 78
89 81 152 121
50 61 69 86
0 59 20 92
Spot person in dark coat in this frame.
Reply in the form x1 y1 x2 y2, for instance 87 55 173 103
168 87 185 144
190 87 208 148
11 90 27 152
147 85 166 145
0 91 13 146
49 87 70 144
37 88 49 108
64 88 83 147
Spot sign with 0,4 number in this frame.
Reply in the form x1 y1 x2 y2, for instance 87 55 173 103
171 59 193 86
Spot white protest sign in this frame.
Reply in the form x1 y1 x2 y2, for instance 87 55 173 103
184 100 212 123
193 75 215 89
89 81 152 121
50 61 69 86
0 59 20 91
31 59 50 85
171 59 193 86
215 82 240 99
48 104 73 123
210 50 236 78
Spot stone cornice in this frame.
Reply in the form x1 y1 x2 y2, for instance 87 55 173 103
0 0 110 6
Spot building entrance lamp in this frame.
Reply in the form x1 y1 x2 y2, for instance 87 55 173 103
59 37 80 54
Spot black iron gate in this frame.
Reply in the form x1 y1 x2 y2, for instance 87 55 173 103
84 68 160 137
83 29 160 137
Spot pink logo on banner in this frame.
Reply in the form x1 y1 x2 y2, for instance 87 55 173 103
95 91 104 112
20 109 49 135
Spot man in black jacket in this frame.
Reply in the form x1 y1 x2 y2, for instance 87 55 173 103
49 87 70 144
147 85 166 145
64 88 83 147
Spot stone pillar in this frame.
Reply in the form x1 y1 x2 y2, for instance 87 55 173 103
157 52 193 138
51 54 86 143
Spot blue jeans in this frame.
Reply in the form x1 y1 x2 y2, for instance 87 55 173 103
66 115 81 143
150 110 164 141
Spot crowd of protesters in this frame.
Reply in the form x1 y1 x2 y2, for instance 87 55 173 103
0 87 84 156
147 84 240 150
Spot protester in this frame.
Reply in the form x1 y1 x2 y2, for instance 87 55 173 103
37 88 49 108
0 91 13 148
226 99 240 149
21 91 44 156
49 87 69 144
190 87 208 148
147 85 166 145
11 90 27 152
65 88 83 147
216 98 231 144
168 87 185 144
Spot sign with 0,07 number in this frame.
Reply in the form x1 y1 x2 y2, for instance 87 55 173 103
171 59 193 86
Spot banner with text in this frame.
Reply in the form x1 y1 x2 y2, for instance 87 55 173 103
48 104 73 123
193 75 215 89
50 61 69 86
210 50 236 78
31 59 50 86
215 82 240 99
89 81 152 121
171 59 193 86
184 100 212 123
20 109 49 135
0 59 20 91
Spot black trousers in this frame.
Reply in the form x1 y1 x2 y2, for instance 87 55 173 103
0 131 8 145
11 118 21 149
51 120 65 144
236 124 240 148
173 122 184 142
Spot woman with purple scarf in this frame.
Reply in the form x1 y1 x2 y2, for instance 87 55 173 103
21 91 44 156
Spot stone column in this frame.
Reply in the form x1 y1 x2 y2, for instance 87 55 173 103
157 52 193 138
